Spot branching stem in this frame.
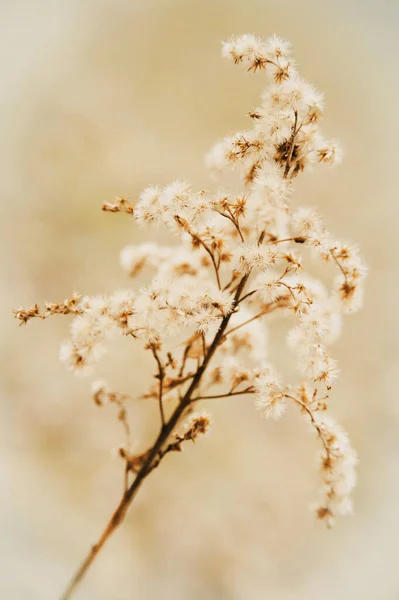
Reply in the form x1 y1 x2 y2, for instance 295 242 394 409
59 275 249 600
222 298 290 342
192 387 255 402
150 344 166 427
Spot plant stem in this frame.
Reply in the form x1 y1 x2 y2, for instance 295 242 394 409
59 275 249 600
192 387 255 402
150 344 166 427
222 298 290 342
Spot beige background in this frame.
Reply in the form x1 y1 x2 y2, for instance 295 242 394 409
1 0 398 598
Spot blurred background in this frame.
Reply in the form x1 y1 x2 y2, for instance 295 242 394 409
1 0 398 598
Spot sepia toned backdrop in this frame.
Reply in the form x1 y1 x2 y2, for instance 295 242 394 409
1 0 398 598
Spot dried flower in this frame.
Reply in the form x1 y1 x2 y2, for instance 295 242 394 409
14 32 366 598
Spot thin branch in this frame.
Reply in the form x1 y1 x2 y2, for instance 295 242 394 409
201 332 207 359
258 230 266 246
174 216 221 289
330 249 348 280
59 274 249 600
222 272 240 292
222 298 290 341
270 236 307 245
237 289 258 304
283 392 335 522
283 394 330 457
277 281 297 303
218 208 245 243
189 234 221 289
178 341 193 378
13 297 82 325
102 195 134 215
192 387 255 402
165 372 195 391
149 344 166 428
228 213 245 244
118 409 131 493
205 245 221 289
284 109 299 179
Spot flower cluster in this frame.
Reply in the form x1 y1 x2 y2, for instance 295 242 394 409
15 33 366 532
215 34 339 180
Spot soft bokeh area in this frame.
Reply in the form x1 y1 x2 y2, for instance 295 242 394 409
1 1 398 598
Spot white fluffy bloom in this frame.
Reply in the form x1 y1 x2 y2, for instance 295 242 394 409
120 243 169 277
253 162 289 201
134 185 165 225
221 305 268 362
297 304 331 341
181 411 213 440
299 344 339 386
254 269 286 303
78 295 108 317
258 109 294 144
265 34 292 60
292 206 322 236
220 356 252 389
233 244 276 274
59 336 107 377
221 34 266 65
156 245 206 280
204 139 229 171
311 138 343 166
253 364 287 419
193 289 235 334
221 34 293 80
262 74 319 113
108 290 135 320
159 180 192 210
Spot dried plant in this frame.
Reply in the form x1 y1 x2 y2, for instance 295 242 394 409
14 34 366 599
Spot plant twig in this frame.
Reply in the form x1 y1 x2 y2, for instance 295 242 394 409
59 275 249 600
222 298 290 342
149 343 166 427
192 386 255 402
175 216 222 290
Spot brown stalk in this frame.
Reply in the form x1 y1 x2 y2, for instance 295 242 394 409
174 216 222 290
149 343 166 427
192 386 255 402
221 297 291 342
59 275 249 600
